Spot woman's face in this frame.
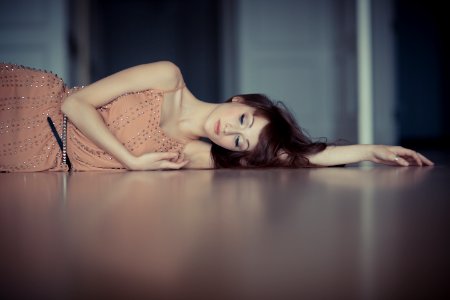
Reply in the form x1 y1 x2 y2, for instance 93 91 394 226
205 97 269 151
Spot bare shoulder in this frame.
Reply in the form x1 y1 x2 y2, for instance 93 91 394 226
140 61 182 86
182 140 214 169
124 61 183 91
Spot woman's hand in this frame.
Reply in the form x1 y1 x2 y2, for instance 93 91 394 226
126 152 189 171
369 145 434 167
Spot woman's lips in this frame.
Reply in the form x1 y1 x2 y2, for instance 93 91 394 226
215 120 220 135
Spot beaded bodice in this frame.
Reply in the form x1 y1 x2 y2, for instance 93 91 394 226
67 88 186 171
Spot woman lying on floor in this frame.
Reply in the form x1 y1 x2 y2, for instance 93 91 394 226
0 62 433 172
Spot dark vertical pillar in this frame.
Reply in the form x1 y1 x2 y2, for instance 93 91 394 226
394 0 449 149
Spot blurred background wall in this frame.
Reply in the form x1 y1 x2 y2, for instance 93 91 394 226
1 0 448 152
0 0 68 80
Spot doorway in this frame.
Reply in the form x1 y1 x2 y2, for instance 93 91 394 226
70 0 221 102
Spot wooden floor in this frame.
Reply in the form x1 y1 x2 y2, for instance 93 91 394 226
1 163 449 299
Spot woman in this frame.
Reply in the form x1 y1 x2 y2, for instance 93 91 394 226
0 61 433 172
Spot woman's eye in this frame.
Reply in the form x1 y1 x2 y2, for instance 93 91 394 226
235 136 240 148
240 114 245 125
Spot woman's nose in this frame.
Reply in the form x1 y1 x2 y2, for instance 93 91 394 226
224 123 239 135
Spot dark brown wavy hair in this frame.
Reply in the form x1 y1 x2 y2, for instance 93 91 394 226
210 94 328 168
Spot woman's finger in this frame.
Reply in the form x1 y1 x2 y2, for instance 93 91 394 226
417 152 434 166
168 153 186 164
411 151 422 166
154 152 179 161
395 148 422 166
159 160 189 170
175 153 185 164
392 154 409 166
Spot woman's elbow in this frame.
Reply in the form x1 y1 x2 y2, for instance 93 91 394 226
61 96 83 116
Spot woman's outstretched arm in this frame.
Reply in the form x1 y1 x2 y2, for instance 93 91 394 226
307 144 434 167
61 61 188 170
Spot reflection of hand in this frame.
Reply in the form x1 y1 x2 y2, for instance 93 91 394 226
309 166 433 190
370 145 434 167
128 152 189 170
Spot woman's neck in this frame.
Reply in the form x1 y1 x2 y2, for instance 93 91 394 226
178 93 218 140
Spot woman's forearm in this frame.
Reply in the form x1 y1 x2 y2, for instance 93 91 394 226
307 144 374 166
307 144 433 167
62 95 135 168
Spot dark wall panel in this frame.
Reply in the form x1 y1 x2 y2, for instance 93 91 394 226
89 0 221 102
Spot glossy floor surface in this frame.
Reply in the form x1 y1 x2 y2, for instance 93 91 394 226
1 165 449 299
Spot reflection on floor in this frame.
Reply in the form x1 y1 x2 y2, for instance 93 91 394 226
0 165 449 299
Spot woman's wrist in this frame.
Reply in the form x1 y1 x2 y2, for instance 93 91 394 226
122 153 137 170
363 144 377 162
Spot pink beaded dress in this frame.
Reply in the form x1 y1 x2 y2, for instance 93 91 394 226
0 63 185 172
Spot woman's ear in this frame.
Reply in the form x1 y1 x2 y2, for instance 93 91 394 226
277 150 289 161
231 96 244 103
